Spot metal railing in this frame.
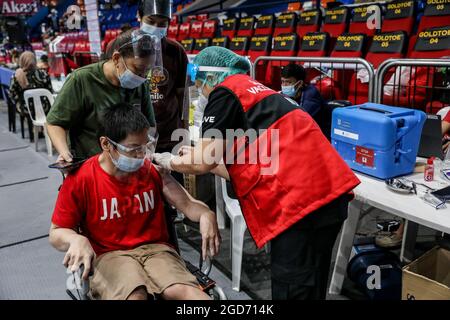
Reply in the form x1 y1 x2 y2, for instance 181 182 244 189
253 56 376 102
376 59 450 112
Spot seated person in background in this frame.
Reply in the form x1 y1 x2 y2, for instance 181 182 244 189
280 63 328 132
9 51 53 141
49 103 221 300
37 54 49 72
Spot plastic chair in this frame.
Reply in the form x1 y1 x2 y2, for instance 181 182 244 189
220 177 247 292
23 89 54 156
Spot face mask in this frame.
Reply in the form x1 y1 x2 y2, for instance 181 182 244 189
109 151 145 173
281 81 300 98
141 23 167 39
117 57 147 89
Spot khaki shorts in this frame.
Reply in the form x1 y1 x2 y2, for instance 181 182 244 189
89 243 199 300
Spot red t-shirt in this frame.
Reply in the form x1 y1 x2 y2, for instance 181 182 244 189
52 155 169 256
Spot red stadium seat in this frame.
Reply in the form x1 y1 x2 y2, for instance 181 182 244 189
197 13 209 21
180 38 196 54
222 17 238 38
212 37 230 48
265 33 299 89
170 15 179 25
417 1 450 33
349 4 381 37
382 26 450 109
193 38 211 54
274 12 297 37
348 31 407 105
190 21 203 39
321 7 349 39
178 22 191 41
248 35 272 83
381 0 415 35
298 32 330 83
297 9 321 38
315 33 366 100
237 16 256 37
168 24 179 40
186 15 197 23
254 14 275 36
202 20 218 38
229 36 250 56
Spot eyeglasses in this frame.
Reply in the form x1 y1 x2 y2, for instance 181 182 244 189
107 135 158 157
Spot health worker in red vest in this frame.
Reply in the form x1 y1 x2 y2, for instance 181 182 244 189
153 46 360 300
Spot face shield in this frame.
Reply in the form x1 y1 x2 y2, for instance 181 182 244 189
183 63 232 130
118 29 163 78
140 0 172 19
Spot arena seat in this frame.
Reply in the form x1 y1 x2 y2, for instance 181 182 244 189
315 33 366 101
190 21 204 39
383 25 450 109
381 0 415 35
180 38 196 54
229 36 250 56
298 32 330 83
254 14 275 36
297 9 321 38
321 7 349 39
168 24 179 40
170 15 179 25
222 17 239 38
417 0 450 33
202 20 218 38
197 13 209 21
248 35 272 83
265 33 299 89
349 4 382 37
193 38 211 54
237 16 256 37
212 37 230 48
178 22 191 41
274 12 297 37
347 31 407 105
186 15 197 23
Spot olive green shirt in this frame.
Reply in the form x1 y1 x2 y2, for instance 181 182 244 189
47 61 155 158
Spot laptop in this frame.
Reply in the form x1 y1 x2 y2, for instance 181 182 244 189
418 114 444 160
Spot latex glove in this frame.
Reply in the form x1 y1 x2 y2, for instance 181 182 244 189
153 152 174 170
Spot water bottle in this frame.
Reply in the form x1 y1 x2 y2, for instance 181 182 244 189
424 157 435 182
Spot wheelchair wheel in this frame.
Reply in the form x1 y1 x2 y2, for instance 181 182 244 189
208 285 227 300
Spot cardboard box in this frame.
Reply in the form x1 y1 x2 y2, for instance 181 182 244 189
402 246 450 300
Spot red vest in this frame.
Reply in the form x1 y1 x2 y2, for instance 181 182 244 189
218 74 360 247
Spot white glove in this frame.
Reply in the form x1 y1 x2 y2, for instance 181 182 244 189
152 152 174 171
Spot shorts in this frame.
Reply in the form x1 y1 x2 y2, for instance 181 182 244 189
89 243 199 300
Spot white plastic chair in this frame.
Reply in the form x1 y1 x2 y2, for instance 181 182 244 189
437 106 450 120
23 88 54 156
220 177 247 292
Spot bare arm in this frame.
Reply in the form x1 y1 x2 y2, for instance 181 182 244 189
160 171 221 260
49 223 95 279
46 123 73 161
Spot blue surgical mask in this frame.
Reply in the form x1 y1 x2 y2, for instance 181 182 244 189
109 151 144 173
141 22 167 39
117 57 147 89
281 81 300 98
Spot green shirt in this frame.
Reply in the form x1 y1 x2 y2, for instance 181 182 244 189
47 61 155 158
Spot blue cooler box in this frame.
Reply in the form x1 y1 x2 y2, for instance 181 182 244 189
331 103 426 179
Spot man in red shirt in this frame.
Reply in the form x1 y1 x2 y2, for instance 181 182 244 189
49 102 221 300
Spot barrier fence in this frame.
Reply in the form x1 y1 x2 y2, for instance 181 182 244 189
376 59 450 114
